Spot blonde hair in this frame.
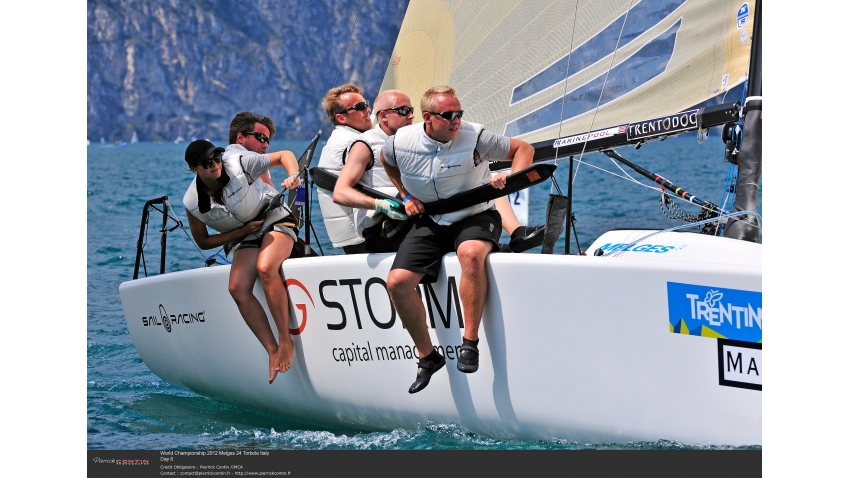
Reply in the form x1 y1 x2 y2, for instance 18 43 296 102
421 85 456 112
322 84 363 125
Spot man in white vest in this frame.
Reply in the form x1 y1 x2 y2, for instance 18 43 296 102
380 86 535 393
317 84 405 253
329 89 416 253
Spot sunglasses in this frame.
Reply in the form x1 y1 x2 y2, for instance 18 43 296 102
196 154 222 169
381 106 414 116
243 131 270 144
341 101 370 114
426 110 464 122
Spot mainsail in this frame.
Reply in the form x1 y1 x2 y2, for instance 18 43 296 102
380 0 755 145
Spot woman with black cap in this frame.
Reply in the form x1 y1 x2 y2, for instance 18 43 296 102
182 137 302 384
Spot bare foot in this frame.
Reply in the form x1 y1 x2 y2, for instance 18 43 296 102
268 352 280 384
274 337 294 374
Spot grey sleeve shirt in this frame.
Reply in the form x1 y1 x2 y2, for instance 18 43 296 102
381 135 398 168
473 129 511 163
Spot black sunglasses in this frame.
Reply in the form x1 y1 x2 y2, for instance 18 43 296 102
196 153 222 169
340 101 370 114
243 131 270 144
381 106 414 116
426 110 464 122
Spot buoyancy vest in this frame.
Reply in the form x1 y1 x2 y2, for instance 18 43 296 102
391 121 493 225
357 125 397 190
183 147 290 240
316 125 398 247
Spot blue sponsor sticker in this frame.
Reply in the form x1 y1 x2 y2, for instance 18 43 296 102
598 242 679 254
737 3 749 29
667 282 761 343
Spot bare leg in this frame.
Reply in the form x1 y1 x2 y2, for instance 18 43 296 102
386 269 432 358
456 239 492 341
229 248 280 383
495 196 520 236
257 231 295 377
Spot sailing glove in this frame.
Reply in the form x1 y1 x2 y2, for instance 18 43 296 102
374 199 408 221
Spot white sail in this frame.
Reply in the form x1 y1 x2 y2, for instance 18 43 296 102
130 130 139 144
380 0 755 144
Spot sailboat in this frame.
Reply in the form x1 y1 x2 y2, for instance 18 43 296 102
174 124 185 144
130 130 139 144
119 0 761 445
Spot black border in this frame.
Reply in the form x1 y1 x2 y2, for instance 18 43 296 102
87 449 762 478
717 339 762 391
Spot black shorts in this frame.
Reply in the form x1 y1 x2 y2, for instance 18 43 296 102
343 217 415 254
390 208 502 283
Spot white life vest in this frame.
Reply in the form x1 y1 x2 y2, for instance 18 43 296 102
183 149 290 239
316 125 398 247
357 124 396 190
391 121 493 225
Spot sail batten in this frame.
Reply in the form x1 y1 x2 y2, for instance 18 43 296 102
380 0 754 144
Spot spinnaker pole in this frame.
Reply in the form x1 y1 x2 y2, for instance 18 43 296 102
602 149 721 213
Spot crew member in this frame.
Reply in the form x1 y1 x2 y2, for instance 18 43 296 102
381 86 535 393
330 89 416 253
323 86 544 254
315 84 383 253
182 112 302 384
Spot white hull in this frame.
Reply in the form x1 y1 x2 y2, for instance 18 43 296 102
119 230 761 445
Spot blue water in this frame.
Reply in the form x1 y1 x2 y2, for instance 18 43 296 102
87 136 761 450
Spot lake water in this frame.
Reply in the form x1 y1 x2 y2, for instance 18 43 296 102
87 135 761 450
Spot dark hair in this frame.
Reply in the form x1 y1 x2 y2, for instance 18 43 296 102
228 111 276 144
322 84 363 125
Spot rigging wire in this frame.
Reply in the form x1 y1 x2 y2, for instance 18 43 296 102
330 0 366 90
551 0 582 166
547 154 723 217
564 0 637 182
602 209 762 258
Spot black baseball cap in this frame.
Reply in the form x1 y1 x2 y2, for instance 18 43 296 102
185 139 225 166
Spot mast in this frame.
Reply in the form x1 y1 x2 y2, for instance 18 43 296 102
723 1 761 242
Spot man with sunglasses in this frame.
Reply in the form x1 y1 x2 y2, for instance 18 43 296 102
326 88 543 255
327 89 416 253
316 84 402 253
380 86 536 393
182 111 304 385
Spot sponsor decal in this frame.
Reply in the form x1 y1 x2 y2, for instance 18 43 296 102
739 28 748 45
627 109 699 141
717 339 761 390
285 278 314 335
721 73 729 90
142 304 206 332
597 242 683 254
275 275 476 367
737 3 749 29
321 276 464 331
552 126 621 148
332 341 468 366
668 282 762 343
